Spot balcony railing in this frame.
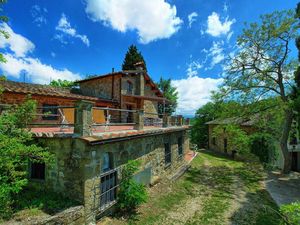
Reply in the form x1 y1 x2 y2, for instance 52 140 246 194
0 100 190 136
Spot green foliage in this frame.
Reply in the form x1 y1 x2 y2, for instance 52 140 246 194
0 98 53 219
157 77 178 115
15 185 79 215
191 102 218 148
0 0 8 64
49 79 75 88
249 133 278 165
122 45 147 71
280 201 300 225
213 124 250 155
117 160 148 213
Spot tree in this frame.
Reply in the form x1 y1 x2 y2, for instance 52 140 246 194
191 102 218 148
122 45 147 71
157 77 178 115
0 0 9 63
49 79 75 88
0 99 53 218
221 10 298 173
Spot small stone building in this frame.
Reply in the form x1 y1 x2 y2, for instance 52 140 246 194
206 117 300 172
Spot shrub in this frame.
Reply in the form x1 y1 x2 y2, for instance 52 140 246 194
280 201 300 225
117 160 148 214
0 99 53 219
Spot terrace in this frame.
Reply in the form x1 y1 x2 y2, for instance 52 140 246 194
1 100 190 139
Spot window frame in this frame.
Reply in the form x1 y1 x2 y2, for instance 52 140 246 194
127 80 133 94
29 161 46 181
42 104 59 120
164 143 172 167
178 137 183 157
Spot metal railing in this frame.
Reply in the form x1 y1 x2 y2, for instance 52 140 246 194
0 102 190 135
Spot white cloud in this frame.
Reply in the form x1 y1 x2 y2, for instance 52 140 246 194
186 61 202 78
223 2 228 12
85 0 182 44
206 12 235 37
0 23 35 57
31 5 47 27
0 54 81 84
208 41 225 67
0 24 80 84
226 31 233 42
188 12 198 28
172 76 222 116
55 14 90 47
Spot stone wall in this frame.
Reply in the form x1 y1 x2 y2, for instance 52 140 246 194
38 129 189 224
208 124 255 153
80 74 121 101
33 206 84 225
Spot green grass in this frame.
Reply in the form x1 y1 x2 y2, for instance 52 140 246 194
107 150 284 225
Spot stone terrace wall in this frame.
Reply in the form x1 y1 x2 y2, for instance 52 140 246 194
83 129 189 223
33 206 84 225
37 128 190 224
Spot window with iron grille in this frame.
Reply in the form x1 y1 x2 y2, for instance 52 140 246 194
164 143 171 166
42 104 58 120
178 137 183 157
30 162 45 180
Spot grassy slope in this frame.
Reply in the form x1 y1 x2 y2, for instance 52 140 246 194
104 150 284 225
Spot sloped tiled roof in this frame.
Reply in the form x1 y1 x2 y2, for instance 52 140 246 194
205 116 257 126
76 70 164 97
0 80 100 101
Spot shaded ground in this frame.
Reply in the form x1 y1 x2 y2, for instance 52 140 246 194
266 171 300 206
99 150 284 225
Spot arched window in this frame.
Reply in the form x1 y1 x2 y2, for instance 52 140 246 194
102 153 113 172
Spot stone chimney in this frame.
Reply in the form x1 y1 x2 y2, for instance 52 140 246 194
134 61 145 96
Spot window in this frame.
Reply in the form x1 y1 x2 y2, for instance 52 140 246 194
212 137 216 145
224 138 228 153
30 162 45 180
164 143 171 166
127 81 133 94
178 137 183 157
102 152 113 172
42 104 58 120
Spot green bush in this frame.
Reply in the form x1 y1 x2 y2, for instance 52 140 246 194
117 160 148 214
280 201 300 225
0 99 53 219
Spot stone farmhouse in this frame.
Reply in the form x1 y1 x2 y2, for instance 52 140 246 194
206 117 300 172
0 63 191 224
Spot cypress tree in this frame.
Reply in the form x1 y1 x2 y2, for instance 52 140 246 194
122 45 147 71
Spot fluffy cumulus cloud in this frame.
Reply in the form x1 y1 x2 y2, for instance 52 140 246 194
172 76 222 116
0 24 80 83
85 0 182 44
0 23 35 57
188 12 198 28
206 12 235 37
55 14 90 46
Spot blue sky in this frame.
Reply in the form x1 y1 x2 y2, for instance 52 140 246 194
0 0 298 115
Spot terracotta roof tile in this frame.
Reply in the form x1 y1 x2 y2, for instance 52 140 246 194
0 80 99 101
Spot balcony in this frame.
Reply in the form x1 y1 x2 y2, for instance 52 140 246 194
5 100 190 139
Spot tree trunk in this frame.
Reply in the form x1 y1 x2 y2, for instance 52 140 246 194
280 108 293 174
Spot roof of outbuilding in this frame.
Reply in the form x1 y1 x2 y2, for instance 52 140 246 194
0 80 101 101
205 116 257 126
